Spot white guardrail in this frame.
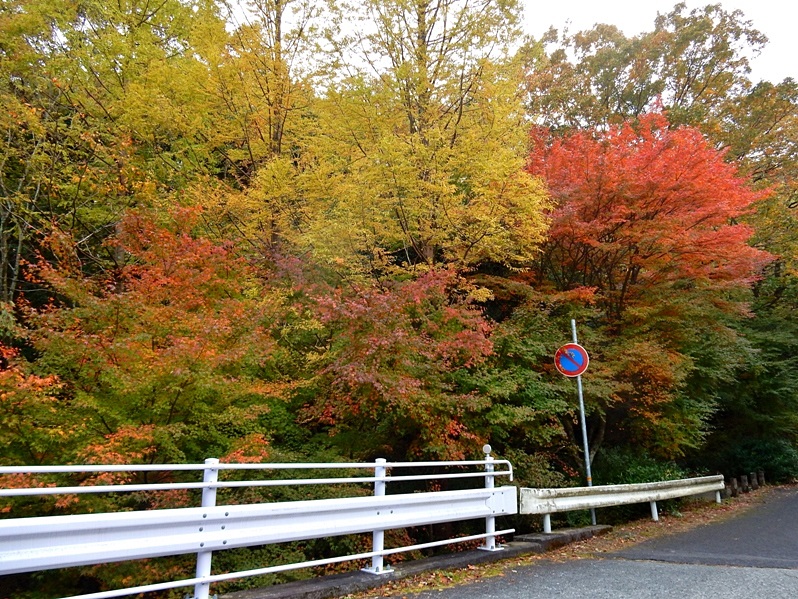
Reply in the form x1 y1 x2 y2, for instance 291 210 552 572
520 475 725 533
0 445 516 599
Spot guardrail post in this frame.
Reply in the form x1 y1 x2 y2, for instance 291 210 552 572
543 514 552 534
194 458 219 599
363 458 392 574
478 444 502 551
650 501 659 521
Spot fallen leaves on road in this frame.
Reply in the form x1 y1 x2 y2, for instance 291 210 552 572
346 485 786 599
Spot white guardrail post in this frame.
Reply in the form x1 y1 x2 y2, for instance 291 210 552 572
194 458 219 599
650 500 659 521
363 458 392 575
479 444 501 551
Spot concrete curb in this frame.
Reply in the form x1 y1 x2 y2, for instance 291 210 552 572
221 526 612 599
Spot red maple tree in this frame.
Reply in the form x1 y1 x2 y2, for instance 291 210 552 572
527 113 773 318
304 270 494 460
526 113 776 458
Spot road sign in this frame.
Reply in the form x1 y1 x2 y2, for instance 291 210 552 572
554 343 589 377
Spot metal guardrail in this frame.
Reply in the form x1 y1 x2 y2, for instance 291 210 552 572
520 475 725 533
1 487 517 575
0 446 516 599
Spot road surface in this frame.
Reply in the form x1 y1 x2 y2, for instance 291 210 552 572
406 487 798 599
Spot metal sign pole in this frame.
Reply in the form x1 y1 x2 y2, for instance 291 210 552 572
571 319 597 526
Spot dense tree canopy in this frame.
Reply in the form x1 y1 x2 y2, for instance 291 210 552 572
523 113 773 459
274 0 547 277
520 0 798 470
0 0 796 596
528 113 771 317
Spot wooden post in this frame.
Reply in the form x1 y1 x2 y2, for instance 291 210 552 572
741 474 750 493
730 477 739 497
758 471 765 487
749 472 759 491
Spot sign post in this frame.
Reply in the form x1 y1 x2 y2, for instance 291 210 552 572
554 320 596 526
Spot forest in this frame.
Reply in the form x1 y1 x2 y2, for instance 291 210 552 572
1 0 797 595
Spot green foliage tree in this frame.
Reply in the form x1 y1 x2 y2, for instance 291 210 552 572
698 269 798 482
525 3 768 131
466 283 620 481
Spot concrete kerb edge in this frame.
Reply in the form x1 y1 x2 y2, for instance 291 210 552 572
514 525 613 551
219 526 613 599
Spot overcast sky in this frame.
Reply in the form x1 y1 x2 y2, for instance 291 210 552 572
521 0 796 83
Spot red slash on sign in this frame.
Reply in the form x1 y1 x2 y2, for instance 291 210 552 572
554 343 589 377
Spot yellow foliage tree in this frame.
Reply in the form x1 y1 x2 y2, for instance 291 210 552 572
242 0 550 276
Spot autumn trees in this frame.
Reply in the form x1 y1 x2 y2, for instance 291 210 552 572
17 208 282 465
234 0 551 276
522 113 773 459
0 0 792 538
305 270 494 460
521 1 797 474
525 3 769 131
0 0 791 474
2 0 796 595
528 114 770 317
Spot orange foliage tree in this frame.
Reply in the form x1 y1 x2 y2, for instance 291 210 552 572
525 113 774 458
528 113 772 318
26 207 289 470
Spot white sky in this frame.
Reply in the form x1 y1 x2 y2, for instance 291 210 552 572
521 0 797 83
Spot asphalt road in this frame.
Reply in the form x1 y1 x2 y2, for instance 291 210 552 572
405 487 798 599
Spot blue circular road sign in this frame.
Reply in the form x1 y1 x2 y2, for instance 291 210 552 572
554 343 589 377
